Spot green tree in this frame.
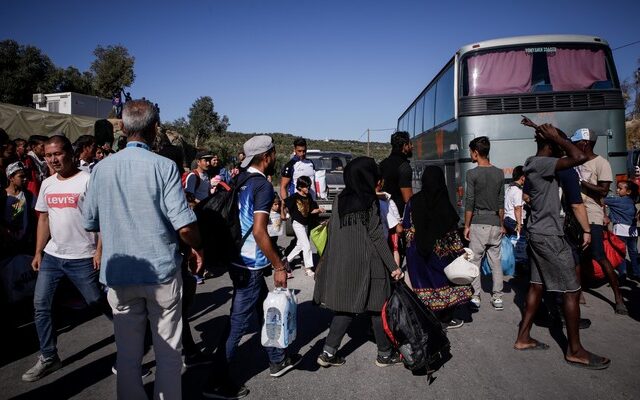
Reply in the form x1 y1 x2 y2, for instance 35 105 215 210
622 58 640 120
90 44 135 98
48 66 94 94
0 39 56 105
187 96 230 147
163 117 192 141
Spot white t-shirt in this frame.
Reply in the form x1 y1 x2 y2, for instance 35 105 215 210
184 170 211 201
291 159 317 199
379 193 401 239
504 185 526 221
35 171 97 259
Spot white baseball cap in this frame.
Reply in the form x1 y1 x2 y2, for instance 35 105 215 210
570 128 596 142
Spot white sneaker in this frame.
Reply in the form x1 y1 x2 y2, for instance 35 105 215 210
491 296 504 310
470 295 481 309
305 268 315 277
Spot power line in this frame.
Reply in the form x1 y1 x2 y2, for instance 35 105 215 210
358 127 395 141
613 40 640 51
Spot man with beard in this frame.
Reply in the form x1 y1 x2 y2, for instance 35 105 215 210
379 131 413 217
203 135 301 399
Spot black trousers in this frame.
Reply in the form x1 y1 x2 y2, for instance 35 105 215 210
323 312 392 356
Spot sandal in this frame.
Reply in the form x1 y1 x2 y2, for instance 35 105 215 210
514 340 549 351
565 353 610 370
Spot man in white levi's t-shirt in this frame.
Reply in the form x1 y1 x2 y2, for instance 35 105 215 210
21 135 103 383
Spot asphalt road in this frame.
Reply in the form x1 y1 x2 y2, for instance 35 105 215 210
2 241 640 400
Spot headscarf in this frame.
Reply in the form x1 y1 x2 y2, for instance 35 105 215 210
411 166 459 257
338 156 380 226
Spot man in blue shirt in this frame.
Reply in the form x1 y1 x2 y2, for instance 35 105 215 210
203 135 300 400
83 100 203 400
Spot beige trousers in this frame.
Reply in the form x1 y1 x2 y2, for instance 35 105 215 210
108 272 183 400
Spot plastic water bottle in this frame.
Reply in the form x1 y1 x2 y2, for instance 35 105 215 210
261 288 297 348
287 289 297 342
264 307 282 347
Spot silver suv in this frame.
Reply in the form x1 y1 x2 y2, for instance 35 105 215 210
305 150 352 213
284 150 352 236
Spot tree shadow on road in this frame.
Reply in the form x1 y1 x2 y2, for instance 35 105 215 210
3 301 104 368
619 278 640 322
190 299 337 388
189 286 233 322
509 276 568 352
9 353 116 400
582 276 640 322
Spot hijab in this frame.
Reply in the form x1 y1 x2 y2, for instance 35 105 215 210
338 156 380 225
411 166 459 258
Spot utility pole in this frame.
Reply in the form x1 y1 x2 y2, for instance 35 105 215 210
367 128 370 156
359 128 396 157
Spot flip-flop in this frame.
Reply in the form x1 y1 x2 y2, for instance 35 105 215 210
615 303 628 315
514 340 550 351
565 353 611 370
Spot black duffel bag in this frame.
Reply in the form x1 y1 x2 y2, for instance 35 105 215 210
382 280 451 371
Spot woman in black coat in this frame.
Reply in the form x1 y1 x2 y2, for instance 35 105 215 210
313 157 403 368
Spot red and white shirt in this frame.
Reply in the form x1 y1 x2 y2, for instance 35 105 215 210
35 171 97 259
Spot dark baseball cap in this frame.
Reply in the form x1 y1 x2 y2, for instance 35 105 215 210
195 150 213 160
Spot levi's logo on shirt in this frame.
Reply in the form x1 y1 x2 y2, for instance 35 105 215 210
46 193 81 209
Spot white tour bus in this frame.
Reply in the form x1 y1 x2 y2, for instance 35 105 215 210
397 34 626 215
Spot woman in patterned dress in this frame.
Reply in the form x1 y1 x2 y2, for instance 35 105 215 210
403 166 472 329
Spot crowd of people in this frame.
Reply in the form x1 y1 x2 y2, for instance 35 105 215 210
0 102 636 399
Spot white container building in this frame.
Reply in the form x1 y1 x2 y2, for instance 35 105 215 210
33 92 113 119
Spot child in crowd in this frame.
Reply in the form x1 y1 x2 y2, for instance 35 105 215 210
283 176 324 277
604 180 639 280
268 194 285 258
376 179 402 267
1 161 35 256
504 166 528 267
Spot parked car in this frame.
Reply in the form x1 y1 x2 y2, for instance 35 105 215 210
285 150 352 236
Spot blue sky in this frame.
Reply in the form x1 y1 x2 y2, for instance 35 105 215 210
3 0 639 141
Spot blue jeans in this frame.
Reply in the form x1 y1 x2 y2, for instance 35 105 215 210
34 253 103 359
504 217 528 265
618 236 640 276
225 266 285 364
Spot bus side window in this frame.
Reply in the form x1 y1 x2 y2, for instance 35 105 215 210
591 80 613 89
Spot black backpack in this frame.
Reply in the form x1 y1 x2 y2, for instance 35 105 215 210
194 172 261 268
382 280 451 371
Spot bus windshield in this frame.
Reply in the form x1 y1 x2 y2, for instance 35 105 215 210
461 44 618 96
